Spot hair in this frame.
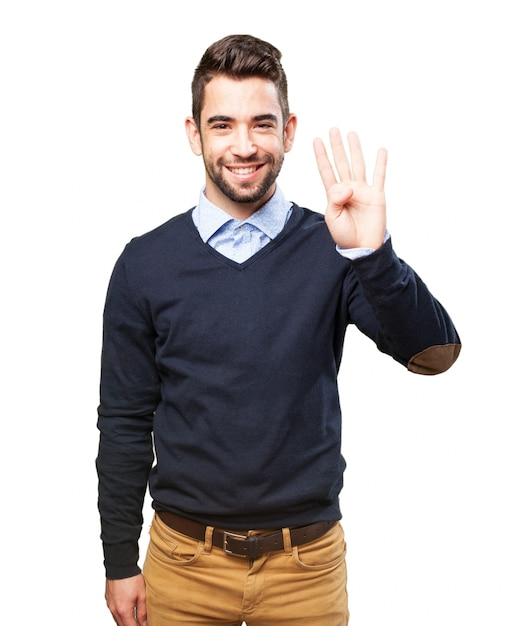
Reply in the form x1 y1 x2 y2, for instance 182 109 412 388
191 34 289 128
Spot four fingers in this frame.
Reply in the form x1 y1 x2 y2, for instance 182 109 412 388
314 128 386 193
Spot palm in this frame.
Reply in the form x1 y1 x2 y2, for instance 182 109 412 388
314 129 387 250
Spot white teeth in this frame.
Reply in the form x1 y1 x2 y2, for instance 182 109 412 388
230 166 257 175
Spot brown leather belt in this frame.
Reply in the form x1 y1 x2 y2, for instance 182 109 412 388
157 511 336 559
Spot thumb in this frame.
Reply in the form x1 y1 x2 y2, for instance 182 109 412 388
326 185 354 215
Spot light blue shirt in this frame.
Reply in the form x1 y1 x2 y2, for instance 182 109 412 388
192 187 293 263
192 187 382 262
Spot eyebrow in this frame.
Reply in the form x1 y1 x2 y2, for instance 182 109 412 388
206 114 279 125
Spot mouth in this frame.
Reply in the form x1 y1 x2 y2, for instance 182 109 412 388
227 165 260 175
225 164 263 177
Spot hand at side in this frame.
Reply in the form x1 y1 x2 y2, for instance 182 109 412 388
105 574 147 626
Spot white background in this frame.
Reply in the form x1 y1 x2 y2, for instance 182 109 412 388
1 1 513 624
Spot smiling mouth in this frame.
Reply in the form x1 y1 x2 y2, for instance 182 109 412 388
226 165 261 175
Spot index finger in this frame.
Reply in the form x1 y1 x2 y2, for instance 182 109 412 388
313 137 337 192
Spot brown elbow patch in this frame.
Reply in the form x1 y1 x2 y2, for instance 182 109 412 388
408 344 461 375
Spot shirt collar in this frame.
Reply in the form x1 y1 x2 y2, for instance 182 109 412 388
193 186 292 242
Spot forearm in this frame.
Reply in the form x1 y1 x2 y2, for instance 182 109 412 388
96 413 154 579
348 237 461 374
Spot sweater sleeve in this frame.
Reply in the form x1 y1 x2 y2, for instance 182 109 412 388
345 237 461 374
96 251 160 579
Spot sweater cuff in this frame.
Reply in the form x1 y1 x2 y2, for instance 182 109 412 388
348 235 400 284
103 541 142 580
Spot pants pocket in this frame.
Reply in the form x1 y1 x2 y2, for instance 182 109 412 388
293 523 346 570
147 513 204 567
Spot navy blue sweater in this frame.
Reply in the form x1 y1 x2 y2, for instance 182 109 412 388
97 204 460 579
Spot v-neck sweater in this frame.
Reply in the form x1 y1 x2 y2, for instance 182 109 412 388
97 204 460 578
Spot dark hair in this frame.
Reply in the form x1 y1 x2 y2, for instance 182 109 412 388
191 34 289 128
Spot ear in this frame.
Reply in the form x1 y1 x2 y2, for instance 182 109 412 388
283 113 298 153
185 117 203 156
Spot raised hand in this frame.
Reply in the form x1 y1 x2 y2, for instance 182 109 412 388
313 128 387 250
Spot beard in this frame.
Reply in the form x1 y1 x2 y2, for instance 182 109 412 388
203 153 285 204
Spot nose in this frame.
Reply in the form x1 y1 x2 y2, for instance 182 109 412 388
230 126 257 159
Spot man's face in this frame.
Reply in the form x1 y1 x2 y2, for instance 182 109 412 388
186 75 296 218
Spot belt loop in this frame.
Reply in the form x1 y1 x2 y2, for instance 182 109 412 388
203 525 214 555
282 527 292 555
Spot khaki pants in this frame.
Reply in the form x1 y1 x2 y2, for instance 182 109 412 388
143 512 349 625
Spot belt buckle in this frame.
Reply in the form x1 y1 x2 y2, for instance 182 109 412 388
223 530 250 557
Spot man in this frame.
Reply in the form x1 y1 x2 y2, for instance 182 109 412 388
97 34 461 625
